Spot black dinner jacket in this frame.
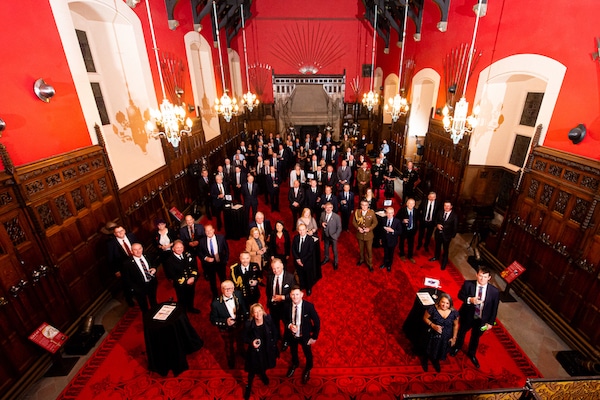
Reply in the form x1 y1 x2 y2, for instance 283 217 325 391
458 280 500 326
266 271 295 304
418 199 442 224
107 232 138 273
265 172 281 193
241 181 259 204
305 186 321 209
164 251 198 284
319 192 339 213
210 291 249 330
323 172 338 189
382 217 403 247
179 223 205 251
197 234 230 266
210 182 230 208
434 209 458 241
292 234 315 266
284 300 321 344
248 220 273 240
288 186 305 207
121 254 158 294
338 190 355 211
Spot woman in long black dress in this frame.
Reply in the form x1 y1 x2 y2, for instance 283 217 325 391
243 303 279 400
422 293 459 372
382 164 398 199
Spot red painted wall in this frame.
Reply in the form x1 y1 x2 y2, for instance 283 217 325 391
0 2 91 167
378 0 600 160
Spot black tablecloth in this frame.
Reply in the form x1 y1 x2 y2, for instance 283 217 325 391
224 203 248 240
373 212 387 248
143 303 203 376
402 288 443 354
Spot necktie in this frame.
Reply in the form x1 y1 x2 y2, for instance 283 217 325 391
242 266 248 275
139 257 153 282
345 192 348 200
293 304 297 325
444 212 449 221
209 238 214 256
276 275 281 295
408 211 413 230
189 226 194 240
326 213 331 222
248 183 252 195
259 225 264 237
299 237 304 252
475 286 483 318
387 219 392 227
426 202 433 221
219 184 223 194
123 241 132 256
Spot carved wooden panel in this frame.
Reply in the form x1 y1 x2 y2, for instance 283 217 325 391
498 146 600 355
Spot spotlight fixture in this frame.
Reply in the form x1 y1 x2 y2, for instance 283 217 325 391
34 78 55 103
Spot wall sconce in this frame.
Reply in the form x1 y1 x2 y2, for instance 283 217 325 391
34 78 55 103
568 123 586 144
0 117 5 136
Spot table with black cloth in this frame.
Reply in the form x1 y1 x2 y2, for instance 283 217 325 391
143 302 204 376
402 287 443 354
372 211 387 248
223 203 248 240
311 235 322 283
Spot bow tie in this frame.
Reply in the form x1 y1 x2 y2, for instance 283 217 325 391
225 297 233 302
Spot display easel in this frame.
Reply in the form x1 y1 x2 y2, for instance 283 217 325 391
28 322 79 377
499 261 526 303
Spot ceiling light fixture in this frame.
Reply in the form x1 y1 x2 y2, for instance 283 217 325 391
144 0 191 147
385 1 410 122
213 1 239 123
362 3 379 112
442 0 483 145
239 4 259 112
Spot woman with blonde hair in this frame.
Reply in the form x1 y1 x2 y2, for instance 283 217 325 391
246 227 268 267
243 303 278 399
296 207 318 236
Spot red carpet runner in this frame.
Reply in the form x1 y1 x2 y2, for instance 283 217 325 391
59 184 540 399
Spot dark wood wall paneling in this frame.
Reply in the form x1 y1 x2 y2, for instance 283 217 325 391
492 147 600 358
421 120 470 205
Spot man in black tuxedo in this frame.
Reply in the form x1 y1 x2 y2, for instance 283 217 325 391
210 280 249 369
284 287 321 384
223 158 234 186
229 252 261 308
210 174 229 231
305 179 321 217
450 266 500 369
164 240 200 313
397 198 418 264
265 165 280 212
319 185 339 214
288 179 305 222
417 191 441 252
198 169 212 219
121 243 158 313
248 211 272 243
106 224 137 306
292 224 316 295
232 165 246 203
323 165 338 191
266 258 296 348
338 183 355 231
380 207 402 271
179 214 205 255
198 225 230 299
429 201 458 270
241 174 259 221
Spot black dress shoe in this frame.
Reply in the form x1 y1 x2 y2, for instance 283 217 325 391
188 308 201 314
432 360 441 373
356 260 363 266
333 263 338 270
387 266 391 272
244 385 251 400
368 265 374 272
429 257 438 262
302 369 311 384
281 342 289 352
321 258 329 265
286 364 298 377
450 347 459 357
416 244 422 250
469 355 480 369
441 264 446 270
228 359 235 369
421 358 428 372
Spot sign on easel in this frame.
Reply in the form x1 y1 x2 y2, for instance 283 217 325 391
28 323 68 354
169 207 184 222
499 261 526 302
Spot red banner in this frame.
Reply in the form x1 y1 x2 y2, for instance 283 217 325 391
501 261 526 284
28 323 68 354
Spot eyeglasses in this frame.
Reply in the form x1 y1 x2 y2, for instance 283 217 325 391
223 287 235 291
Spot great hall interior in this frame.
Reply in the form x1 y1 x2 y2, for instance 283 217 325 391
1 0 599 399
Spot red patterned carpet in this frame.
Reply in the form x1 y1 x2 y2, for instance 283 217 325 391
59 186 540 399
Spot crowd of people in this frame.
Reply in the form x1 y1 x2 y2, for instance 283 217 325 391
105 128 499 397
